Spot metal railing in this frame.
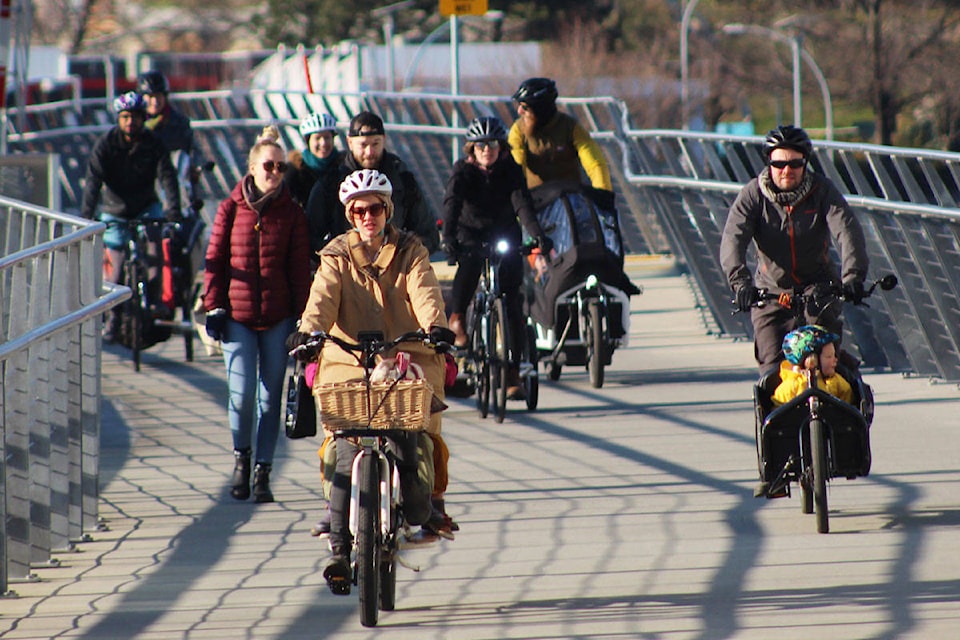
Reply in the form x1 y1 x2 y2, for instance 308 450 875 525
0 200 128 595
621 129 960 381
4 89 960 382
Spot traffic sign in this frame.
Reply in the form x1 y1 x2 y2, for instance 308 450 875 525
439 0 488 17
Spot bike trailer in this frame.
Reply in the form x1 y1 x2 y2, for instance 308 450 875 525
523 181 638 333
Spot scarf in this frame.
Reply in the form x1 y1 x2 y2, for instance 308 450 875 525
301 148 335 173
758 166 814 207
241 174 280 219
144 103 172 132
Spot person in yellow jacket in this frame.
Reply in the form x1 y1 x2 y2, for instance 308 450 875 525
772 325 853 407
507 77 613 192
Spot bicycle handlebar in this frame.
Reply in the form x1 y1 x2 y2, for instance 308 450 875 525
747 274 898 314
289 328 452 368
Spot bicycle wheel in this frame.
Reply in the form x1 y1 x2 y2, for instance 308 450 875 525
357 453 381 627
523 324 539 411
811 418 830 533
378 546 397 612
490 298 509 424
124 260 144 372
472 304 490 419
586 300 606 388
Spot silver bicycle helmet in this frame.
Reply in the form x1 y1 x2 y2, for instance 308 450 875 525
466 116 507 142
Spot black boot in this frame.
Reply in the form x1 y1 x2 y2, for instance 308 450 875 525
252 463 274 503
231 449 251 500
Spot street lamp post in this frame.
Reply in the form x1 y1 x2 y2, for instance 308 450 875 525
723 23 833 139
680 0 703 130
372 0 416 92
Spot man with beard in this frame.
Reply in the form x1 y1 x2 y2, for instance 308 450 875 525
720 125 869 376
303 111 439 252
507 77 613 193
81 91 181 343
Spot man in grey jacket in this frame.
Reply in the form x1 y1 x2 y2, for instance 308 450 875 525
720 125 869 374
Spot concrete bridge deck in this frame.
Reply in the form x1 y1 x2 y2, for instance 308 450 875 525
3 261 959 639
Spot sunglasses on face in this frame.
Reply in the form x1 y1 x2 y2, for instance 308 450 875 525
475 140 500 151
769 158 806 170
260 160 288 173
351 202 387 218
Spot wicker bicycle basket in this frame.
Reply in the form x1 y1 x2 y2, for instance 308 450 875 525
317 378 433 431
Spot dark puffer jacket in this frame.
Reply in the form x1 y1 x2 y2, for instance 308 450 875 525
203 178 312 329
80 127 180 220
442 151 543 249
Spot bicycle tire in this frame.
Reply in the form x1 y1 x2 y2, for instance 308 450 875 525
811 418 830 533
378 547 397 611
183 300 195 362
357 453 380 627
587 299 605 388
473 303 490 418
490 298 509 423
524 324 539 411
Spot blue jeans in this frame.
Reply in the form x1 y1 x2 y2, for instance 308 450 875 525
220 317 294 464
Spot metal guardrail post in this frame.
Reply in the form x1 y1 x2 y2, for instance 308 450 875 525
0 201 121 595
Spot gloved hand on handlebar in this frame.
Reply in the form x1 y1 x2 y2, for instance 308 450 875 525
429 325 457 347
205 309 227 341
842 280 866 304
286 331 322 361
734 284 760 312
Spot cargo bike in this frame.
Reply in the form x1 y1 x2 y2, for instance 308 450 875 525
523 181 640 388
751 275 897 533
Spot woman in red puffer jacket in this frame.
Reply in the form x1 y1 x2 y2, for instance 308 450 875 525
203 125 311 504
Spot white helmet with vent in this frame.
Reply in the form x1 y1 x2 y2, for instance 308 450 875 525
299 112 338 138
339 169 393 205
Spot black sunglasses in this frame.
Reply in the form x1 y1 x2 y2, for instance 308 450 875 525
475 140 500 150
769 158 806 170
261 160 288 173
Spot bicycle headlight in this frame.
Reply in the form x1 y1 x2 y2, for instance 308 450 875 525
495 239 509 255
585 274 599 289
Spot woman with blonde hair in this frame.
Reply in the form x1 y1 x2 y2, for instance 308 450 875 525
204 126 311 503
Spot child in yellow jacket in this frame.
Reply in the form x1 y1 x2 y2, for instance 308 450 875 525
772 325 853 406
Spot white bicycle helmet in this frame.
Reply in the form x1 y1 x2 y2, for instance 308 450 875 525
299 112 338 138
339 169 393 205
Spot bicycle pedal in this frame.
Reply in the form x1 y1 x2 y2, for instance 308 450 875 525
326 578 351 596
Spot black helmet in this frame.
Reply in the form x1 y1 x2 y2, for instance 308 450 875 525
466 116 507 142
137 70 169 95
512 77 558 108
764 125 813 157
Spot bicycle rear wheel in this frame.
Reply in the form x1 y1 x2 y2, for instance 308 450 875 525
357 453 381 627
490 299 509 423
